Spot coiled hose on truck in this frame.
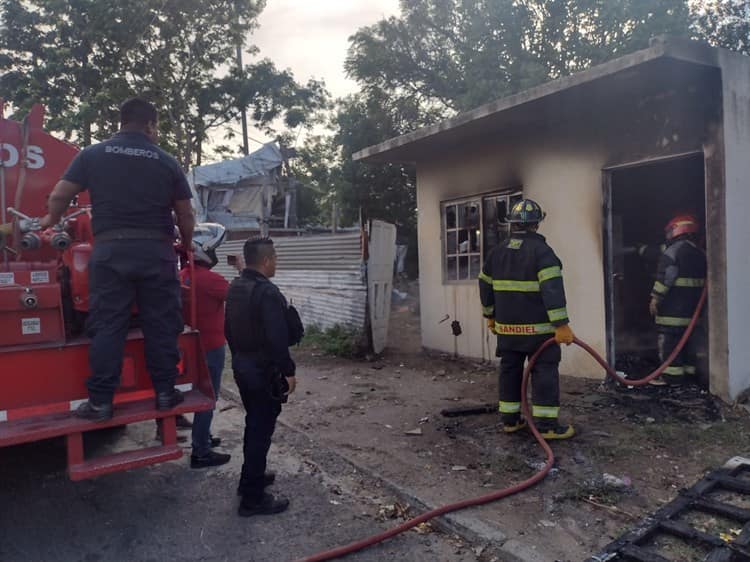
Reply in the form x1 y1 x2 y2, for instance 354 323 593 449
295 287 708 562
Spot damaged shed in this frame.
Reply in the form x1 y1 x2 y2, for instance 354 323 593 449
355 37 750 402
189 142 301 237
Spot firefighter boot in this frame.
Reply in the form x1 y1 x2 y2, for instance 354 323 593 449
75 400 113 422
156 388 185 410
534 418 575 440
501 413 527 434
238 492 289 517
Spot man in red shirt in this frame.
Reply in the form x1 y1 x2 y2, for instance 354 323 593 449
180 223 236 468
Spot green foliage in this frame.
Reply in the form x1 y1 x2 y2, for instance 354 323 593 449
301 0 696 274
691 0 750 54
0 0 328 168
333 93 417 234
291 133 346 227
345 0 692 114
302 324 365 359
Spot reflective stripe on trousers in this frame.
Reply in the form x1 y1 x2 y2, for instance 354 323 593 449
655 316 691 327
498 401 521 414
532 405 559 418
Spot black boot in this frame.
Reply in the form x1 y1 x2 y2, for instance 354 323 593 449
238 492 289 517
156 389 184 410
237 472 276 496
75 401 113 422
534 419 575 440
501 414 527 434
190 450 231 469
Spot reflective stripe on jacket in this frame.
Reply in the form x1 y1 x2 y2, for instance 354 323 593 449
478 231 568 352
650 239 706 329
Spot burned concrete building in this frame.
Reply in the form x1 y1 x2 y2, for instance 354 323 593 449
356 38 750 402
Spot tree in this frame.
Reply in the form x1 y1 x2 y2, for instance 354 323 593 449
345 0 692 115
291 134 344 227
333 94 417 236
320 0 696 276
691 0 750 54
0 0 328 168
0 0 152 144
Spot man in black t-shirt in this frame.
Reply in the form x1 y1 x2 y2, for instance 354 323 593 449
41 98 195 421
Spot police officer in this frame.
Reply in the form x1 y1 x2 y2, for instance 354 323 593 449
41 97 195 421
649 214 706 385
226 237 300 517
478 199 576 440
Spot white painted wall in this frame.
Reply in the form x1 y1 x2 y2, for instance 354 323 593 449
417 136 608 377
718 51 750 400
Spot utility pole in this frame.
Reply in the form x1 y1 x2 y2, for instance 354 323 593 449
235 3 249 156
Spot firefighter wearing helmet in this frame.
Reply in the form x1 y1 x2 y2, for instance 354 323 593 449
478 199 575 440
649 214 706 385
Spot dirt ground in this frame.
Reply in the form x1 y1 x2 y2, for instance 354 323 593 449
249 298 750 562
0 397 487 562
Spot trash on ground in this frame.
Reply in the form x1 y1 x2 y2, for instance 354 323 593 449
602 473 632 489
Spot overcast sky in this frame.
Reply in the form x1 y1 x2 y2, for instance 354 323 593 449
251 0 400 98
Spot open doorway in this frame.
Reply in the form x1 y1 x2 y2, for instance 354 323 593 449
604 153 708 381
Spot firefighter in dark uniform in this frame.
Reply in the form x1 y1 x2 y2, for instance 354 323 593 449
479 199 575 440
41 98 195 421
225 237 301 517
649 214 706 385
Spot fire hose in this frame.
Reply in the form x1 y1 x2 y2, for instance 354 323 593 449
295 286 707 562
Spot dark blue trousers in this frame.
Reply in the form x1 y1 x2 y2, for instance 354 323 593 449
191 345 226 456
86 240 182 404
233 354 282 502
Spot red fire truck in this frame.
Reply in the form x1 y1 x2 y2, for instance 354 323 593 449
0 103 214 480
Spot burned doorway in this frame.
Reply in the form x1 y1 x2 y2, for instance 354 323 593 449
604 153 707 380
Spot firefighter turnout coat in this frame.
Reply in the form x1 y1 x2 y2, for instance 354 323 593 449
479 232 569 353
650 239 706 330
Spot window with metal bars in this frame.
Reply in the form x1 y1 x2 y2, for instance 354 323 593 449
441 190 522 283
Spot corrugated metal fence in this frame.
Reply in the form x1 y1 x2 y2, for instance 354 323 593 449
214 233 367 331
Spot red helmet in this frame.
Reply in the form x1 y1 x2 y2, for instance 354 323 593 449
664 214 700 241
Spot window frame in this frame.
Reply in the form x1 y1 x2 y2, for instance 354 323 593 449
440 188 523 285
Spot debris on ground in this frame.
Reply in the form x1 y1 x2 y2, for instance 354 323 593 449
602 473 632 490
589 461 750 562
526 459 559 476
285 300 750 561
413 522 433 534
376 502 411 521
